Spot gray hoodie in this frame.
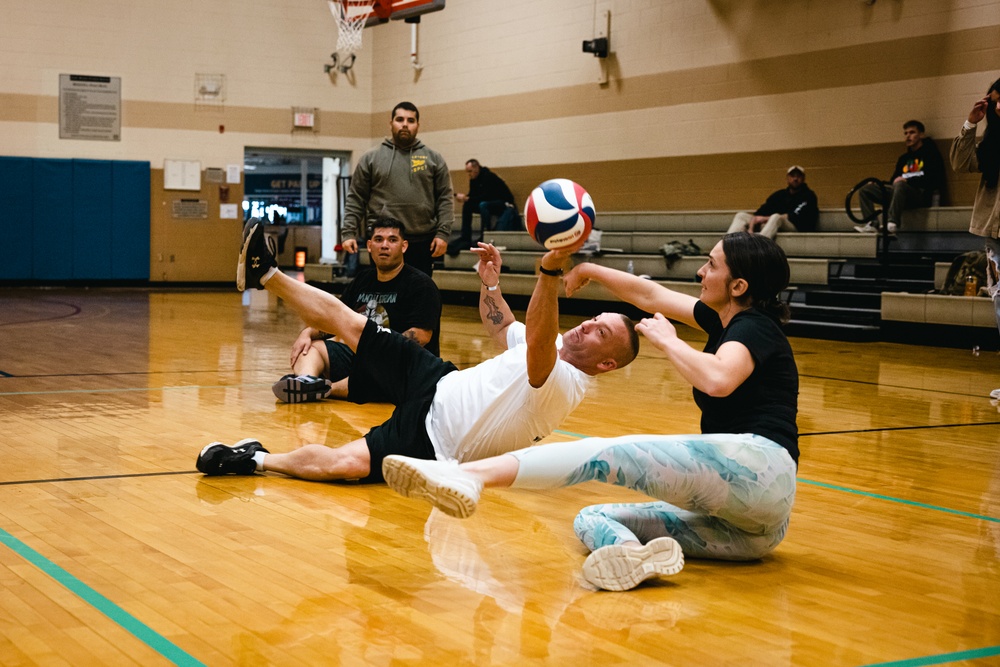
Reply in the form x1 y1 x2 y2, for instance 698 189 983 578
342 137 455 242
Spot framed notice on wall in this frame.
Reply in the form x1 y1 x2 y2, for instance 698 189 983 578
164 159 202 191
59 74 121 141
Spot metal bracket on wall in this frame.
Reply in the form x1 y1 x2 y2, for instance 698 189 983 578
597 9 610 85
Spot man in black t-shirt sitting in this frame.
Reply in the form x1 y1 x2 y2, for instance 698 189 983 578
273 216 442 404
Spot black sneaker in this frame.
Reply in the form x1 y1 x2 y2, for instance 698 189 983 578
237 218 277 291
271 374 331 403
197 438 269 476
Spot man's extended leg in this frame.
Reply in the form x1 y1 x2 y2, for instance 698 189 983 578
239 218 367 350
261 439 372 481
197 438 373 481
265 273 367 351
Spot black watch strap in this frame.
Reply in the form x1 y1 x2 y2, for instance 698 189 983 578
538 266 564 276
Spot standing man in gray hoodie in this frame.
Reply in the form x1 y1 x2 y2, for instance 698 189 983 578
340 101 455 276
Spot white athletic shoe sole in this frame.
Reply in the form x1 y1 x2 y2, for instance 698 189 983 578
382 455 482 519
236 221 258 292
582 536 685 592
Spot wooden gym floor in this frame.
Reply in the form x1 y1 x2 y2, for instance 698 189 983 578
0 285 998 666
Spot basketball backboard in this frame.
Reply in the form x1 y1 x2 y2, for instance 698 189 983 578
363 0 445 26
325 0 444 74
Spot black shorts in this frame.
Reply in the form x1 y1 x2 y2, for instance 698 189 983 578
323 340 354 384
353 320 457 483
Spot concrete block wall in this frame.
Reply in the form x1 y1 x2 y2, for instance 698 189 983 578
2 1 999 281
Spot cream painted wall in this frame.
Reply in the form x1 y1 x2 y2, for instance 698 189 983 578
370 0 1000 171
0 0 375 166
2 0 999 175
1 0 1000 283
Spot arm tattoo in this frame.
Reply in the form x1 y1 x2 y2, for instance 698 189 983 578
402 330 418 342
483 294 505 325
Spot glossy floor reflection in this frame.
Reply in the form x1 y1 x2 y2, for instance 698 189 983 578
0 287 998 666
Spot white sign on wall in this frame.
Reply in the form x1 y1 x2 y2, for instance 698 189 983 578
59 74 121 141
164 159 202 191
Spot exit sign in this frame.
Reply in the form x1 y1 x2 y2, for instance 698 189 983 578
293 109 316 128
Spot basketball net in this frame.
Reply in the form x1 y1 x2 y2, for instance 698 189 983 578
328 0 375 57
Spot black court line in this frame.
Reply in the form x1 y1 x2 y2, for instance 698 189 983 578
799 372 997 399
0 371 12 378
0 368 286 380
0 299 83 327
802 420 1000 437
0 471 195 486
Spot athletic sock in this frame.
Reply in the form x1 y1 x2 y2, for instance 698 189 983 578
259 266 278 286
254 451 268 471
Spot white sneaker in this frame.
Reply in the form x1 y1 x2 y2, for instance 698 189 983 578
854 222 877 233
382 455 483 519
990 388 1000 400
582 537 685 591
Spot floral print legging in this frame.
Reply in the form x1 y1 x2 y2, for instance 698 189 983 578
508 433 797 561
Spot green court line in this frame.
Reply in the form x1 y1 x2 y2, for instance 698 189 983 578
0 526 205 666
861 645 1000 666
797 478 1000 523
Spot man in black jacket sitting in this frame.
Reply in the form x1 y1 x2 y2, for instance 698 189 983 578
727 165 819 238
449 159 518 256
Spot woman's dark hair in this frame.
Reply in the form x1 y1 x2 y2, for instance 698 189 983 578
977 78 1000 189
721 232 791 324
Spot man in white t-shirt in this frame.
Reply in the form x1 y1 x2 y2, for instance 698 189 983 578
196 219 640 483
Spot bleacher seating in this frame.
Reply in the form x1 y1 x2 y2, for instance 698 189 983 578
419 205 996 347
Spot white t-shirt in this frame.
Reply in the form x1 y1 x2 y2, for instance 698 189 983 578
426 322 591 462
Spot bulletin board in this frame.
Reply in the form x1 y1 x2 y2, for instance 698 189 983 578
163 159 202 191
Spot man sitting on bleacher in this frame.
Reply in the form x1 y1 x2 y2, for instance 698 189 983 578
727 165 819 239
854 120 946 234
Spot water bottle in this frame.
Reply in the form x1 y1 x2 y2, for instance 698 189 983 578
626 260 635 275
964 274 978 296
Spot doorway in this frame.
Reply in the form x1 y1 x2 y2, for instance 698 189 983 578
243 146 351 267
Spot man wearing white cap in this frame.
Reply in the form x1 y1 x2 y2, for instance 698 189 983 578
727 165 819 238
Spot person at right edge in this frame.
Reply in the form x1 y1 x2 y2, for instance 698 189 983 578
951 77 1000 401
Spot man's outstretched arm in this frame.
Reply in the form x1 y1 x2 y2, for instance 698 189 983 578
524 248 576 388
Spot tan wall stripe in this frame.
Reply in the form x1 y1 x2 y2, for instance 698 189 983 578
5 27 998 137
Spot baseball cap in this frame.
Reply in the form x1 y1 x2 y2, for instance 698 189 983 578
787 165 805 175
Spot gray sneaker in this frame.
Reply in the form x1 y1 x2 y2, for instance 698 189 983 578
853 222 877 233
272 374 331 403
237 218 277 291
382 455 483 518
582 536 685 591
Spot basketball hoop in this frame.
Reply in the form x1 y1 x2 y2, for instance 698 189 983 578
327 0 375 72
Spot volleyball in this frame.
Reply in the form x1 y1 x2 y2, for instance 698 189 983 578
524 179 594 250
